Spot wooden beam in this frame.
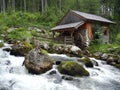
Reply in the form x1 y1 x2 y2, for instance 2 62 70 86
86 22 93 40
52 31 55 38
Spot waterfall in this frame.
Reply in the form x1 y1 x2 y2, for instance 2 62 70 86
0 45 120 90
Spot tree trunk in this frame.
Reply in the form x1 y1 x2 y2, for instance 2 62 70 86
37 0 40 12
32 0 35 12
24 0 26 12
60 0 62 14
45 0 47 12
12 0 15 12
3 0 5 15
41 0 44 14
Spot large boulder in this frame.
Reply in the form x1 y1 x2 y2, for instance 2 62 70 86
24 48 53 74
10 41 33 56
57 61 89 77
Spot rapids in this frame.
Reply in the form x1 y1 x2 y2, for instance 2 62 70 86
0 45 120 90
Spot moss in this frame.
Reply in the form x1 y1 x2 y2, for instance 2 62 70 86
78 57 90 62
58 61 89 77
39 49 48 55
10 41 33 56
78 57 93 67
23 41 33 49
22 42 33 53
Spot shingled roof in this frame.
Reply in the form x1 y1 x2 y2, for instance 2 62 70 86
51 21 84 31
72 10 114 24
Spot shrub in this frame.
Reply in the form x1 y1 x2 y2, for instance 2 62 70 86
115 33 120 44
6 28 32 42
88 40 112 53
49 42 54 48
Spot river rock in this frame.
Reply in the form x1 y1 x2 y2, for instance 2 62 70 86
62 75 73 81
91 60 99 66
83 50 91 56
78 57 93 68
3 48 11 52
93 52 102 59
57 61 89 77
39 42 50 50
24 48 53 74
10 41 32 56
108 48 116 53
55 61 61 65
101 53 109 60
107 55 120 64
107 56 114 64
48 70 57 75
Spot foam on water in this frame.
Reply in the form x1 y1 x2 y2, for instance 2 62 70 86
0 46 120 90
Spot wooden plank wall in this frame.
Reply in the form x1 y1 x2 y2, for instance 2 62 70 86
59 12 82 25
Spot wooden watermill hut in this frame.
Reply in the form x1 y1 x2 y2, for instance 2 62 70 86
51 10 114 50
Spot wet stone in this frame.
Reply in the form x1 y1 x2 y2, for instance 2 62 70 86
5 60 11 65
49 70 57 75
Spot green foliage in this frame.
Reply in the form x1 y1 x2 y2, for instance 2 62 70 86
115 34 120 44
0 11 61 29
31 30 39 37
88 40 112 53
49 42 54 48
0 25 8 34
113 46 120 54
6 28 32 42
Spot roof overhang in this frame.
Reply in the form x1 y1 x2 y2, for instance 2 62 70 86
51 21 84 32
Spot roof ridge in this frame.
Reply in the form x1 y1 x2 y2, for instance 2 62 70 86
71 10 115 24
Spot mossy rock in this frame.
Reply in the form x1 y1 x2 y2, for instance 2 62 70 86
39 49 48 55
114 64 120 68
78 57 93 68
111 63 120 68
24 49 53 74
10 41 33 56
57 61 89 77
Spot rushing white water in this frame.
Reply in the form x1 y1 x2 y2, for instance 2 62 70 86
0 46 120 90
